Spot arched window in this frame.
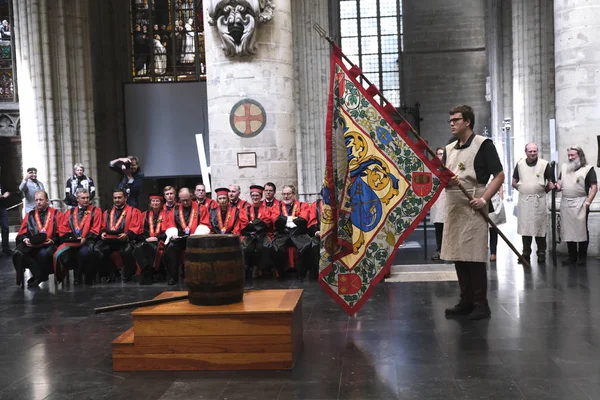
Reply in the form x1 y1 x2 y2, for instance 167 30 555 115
131 0 205 82
0 0 15 101
340 0 402 106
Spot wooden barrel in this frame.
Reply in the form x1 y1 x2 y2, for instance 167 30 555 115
184 234 245 306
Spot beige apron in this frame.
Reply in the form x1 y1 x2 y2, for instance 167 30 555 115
441 135 489 262
429 190 446 224
515 158 548 237
560 163 592 242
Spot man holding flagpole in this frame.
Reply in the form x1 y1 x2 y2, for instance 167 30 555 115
442 105 504 320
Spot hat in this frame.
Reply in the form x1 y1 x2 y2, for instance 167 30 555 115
215 187 230 196
29 233 47 246
249 185 264 194
149 193 163 200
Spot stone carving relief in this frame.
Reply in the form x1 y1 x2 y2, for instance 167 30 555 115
207 0 275 57
0 113 19 137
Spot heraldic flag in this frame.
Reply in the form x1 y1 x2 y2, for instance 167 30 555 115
319 45 453 316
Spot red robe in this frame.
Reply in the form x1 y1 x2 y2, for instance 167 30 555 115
17 207 62 244
241 203 274 239
308 199 322 232
141 209 168 271
101 205 142 238
263 198 281 209
54 205 102 278
165 202 211 235
230 199 249 210
209 205 247 235
197 197 218 209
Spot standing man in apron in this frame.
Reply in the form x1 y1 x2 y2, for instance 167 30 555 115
556 147 597 266
441 105 504 320
511 143 554 265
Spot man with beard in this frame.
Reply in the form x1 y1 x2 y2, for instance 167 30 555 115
240 185 272 279
163 188 211 285
134 194 168 285
94 189 142 282
195 183 218 209
556 146 597 266
442 105 504 320
54 189 102 285
13 190 62 288
228 184 249 210
209 188 246 235
64 163 96 207
163 186 178 213
271 185 312 280
263 182 280 209
512 143 554 265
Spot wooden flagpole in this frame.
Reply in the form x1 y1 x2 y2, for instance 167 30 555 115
313 24 530 268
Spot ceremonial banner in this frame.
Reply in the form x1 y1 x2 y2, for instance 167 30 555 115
320 46 452 315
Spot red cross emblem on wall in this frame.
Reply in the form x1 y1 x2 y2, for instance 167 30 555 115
229 99 267 138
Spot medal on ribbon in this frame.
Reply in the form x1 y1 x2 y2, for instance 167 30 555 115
34 208 52 234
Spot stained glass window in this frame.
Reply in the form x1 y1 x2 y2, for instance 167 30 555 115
131 0 205 82
0 0 15 102
339 0 402 106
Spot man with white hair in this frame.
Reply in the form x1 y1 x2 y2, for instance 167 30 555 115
228 184 249 210
64 163 96 206
556 146 598 266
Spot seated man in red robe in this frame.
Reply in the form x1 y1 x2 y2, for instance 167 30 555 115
263 182 280 209
54 188 102 285
194 183 217 209
209 187 247 235
133 194 168 285
94 189 142 282
240 185 273 279
163 187 211 285
271 185 312 280
13 190 62 288
228 184 249 210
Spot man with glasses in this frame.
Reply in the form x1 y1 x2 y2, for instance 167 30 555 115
442 105 504 320
263 182 280 209
271 185 311 280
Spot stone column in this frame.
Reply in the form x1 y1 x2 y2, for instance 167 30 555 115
203 0 297 200
554 0 600 255
13 0 96 206
511 0 554 158
292 0 330 202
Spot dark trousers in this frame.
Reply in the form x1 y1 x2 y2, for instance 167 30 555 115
163 238 187 281
489 227 498 255
94 240 136 279
566 210 589 262
58 242 96 283
272 232 312 278
522 236 547 258
434 223 444 252
13 243 57 281
133 241 163 283
0 207 9 251
455 261 488 305
242 234 272 273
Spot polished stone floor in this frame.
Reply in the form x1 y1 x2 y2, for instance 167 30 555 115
1 240 600 400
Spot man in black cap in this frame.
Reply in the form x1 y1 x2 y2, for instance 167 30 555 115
13 190 62 288
19 167 45 213
241 185 273 278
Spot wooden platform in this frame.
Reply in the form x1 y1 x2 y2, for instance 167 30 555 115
112 289 303 371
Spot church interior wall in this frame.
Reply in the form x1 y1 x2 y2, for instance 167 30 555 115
400 0 490 151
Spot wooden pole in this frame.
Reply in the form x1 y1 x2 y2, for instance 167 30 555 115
94 294 189 314
313 24 530 268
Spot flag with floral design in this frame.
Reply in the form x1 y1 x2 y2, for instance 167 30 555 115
320 45 452 315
